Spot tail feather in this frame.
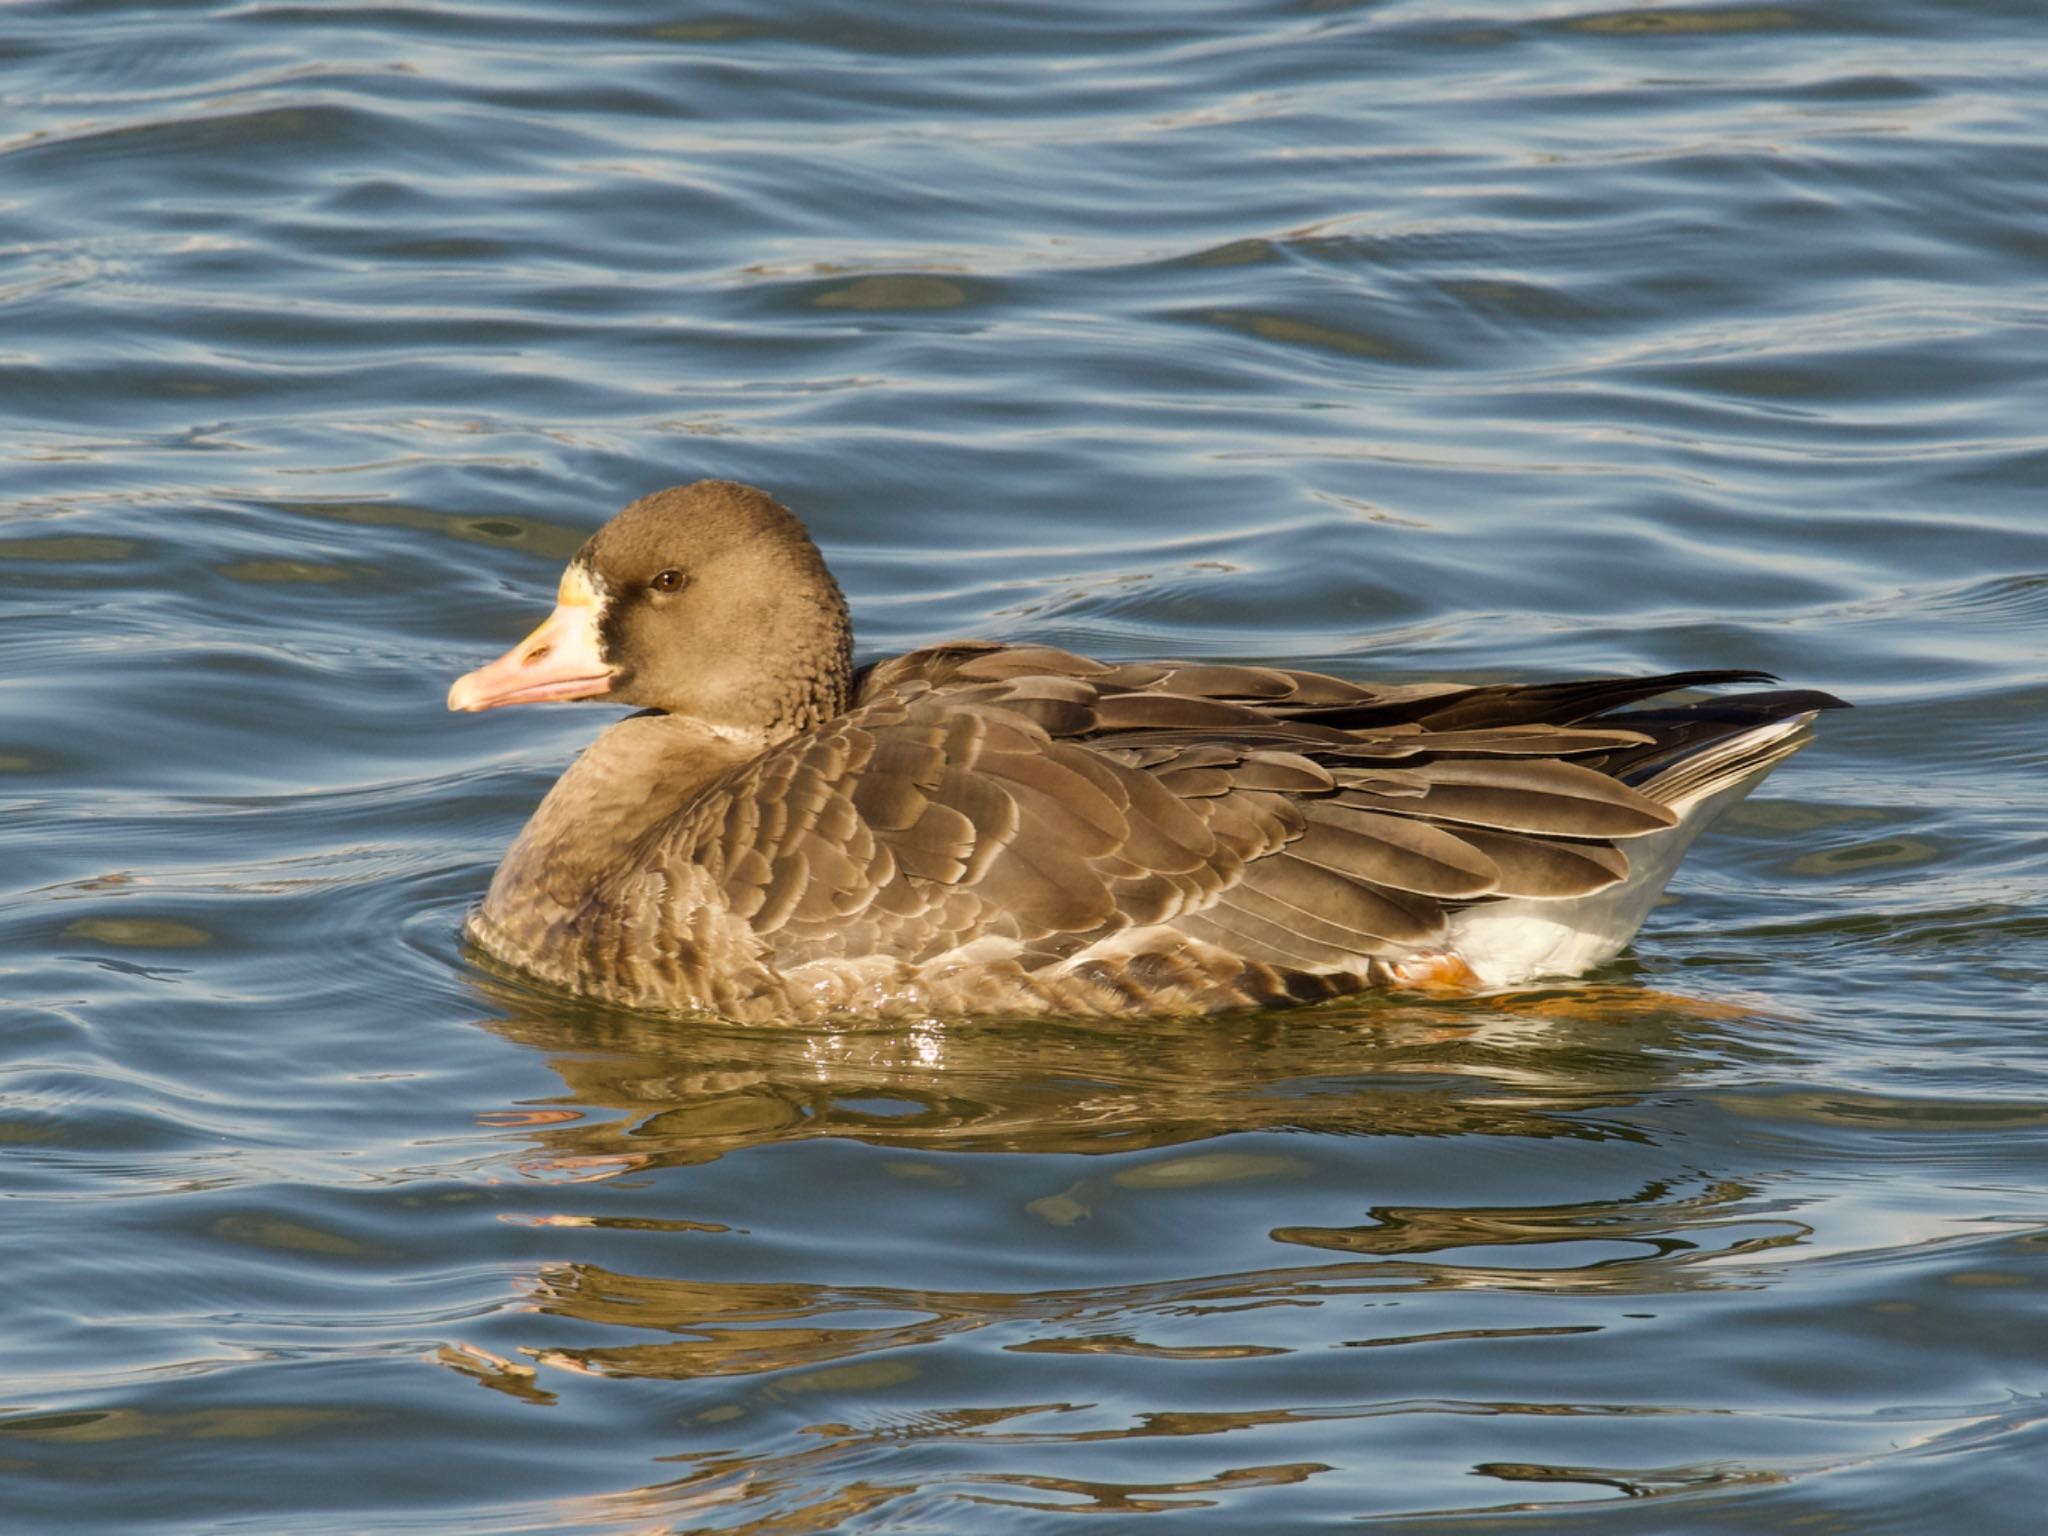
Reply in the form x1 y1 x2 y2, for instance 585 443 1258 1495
1590 687 1850 806
1429 677 1846 989
1629 712 1815 811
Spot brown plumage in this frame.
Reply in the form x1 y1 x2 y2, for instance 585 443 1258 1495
449 481 1847 1022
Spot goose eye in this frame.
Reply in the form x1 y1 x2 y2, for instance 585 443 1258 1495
649 569 685 593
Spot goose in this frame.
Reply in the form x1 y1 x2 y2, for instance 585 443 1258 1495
448 481 1845 1022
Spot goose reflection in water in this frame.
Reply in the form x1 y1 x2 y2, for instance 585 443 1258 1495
431 981 1816 1527
460 963 1775 1172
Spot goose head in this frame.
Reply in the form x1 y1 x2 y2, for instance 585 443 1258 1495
447 480 854 743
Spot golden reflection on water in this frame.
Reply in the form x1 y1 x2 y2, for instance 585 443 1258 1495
425 983 1823 1528
494 1197 1806 1395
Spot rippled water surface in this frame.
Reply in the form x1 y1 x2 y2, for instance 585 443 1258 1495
6 1 2047 1530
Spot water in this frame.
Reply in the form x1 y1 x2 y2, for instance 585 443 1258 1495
4 0 2046 1530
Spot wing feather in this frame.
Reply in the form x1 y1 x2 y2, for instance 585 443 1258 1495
625 644 1830 998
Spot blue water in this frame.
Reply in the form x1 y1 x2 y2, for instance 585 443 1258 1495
4 1 2047 1531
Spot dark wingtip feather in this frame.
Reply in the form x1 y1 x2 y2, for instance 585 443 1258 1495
1653 668 1780 688
1599 686 1851 731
